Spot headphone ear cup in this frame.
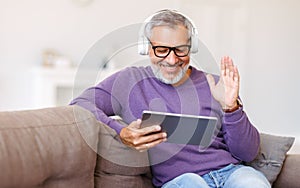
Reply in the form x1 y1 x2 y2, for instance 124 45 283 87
190 35 199 53
138 35 149 55
190 27 199 53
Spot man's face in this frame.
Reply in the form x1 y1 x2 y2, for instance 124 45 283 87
148 25 191 84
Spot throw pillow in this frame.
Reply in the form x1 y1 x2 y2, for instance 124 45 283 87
246 133 295 185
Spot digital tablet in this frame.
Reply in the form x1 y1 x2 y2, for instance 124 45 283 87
141 110 218 146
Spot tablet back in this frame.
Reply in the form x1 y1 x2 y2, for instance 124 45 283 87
141 111 218 147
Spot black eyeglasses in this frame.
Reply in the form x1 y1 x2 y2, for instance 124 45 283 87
149 41 191 58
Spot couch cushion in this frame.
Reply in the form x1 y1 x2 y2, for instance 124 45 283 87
95 166 153 188
273 154 300 188
94 122 153 188
0 105 99 188
246 133 295 185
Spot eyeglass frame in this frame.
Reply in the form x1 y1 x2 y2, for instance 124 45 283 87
148 39 191 58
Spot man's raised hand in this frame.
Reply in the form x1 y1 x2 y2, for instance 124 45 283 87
206 56 240 111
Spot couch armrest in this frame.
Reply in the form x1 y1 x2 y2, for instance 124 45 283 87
273 154 300 188
0 106 99 188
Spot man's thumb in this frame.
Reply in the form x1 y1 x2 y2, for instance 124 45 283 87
206 74 216 89
130 119 142 129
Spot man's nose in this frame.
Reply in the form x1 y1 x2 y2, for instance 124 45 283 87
165 50 178 64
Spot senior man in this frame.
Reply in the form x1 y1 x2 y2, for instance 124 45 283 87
71 9 270 188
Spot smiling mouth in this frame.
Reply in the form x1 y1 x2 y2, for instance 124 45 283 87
157 62 184 74
158 61 184 68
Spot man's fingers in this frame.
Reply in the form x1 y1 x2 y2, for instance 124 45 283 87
128 120 161 136
221 57 225 76
233 65 240 83
133 131 167 151
138 131 167 144
136 137 167 152
221 56 239 83
141 125 162 135
222 56 233 77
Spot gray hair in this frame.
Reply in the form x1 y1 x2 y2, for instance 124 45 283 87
144 9 193 39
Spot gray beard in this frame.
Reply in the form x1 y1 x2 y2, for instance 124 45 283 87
151 62 189 85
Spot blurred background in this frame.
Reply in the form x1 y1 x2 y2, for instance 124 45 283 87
0 0 299 152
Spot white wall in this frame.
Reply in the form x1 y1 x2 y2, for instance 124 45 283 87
244 0 300 136
245 0 300 152
1 0 299 152
0 0 181 110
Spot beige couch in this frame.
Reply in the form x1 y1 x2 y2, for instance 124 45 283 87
0 105 299 187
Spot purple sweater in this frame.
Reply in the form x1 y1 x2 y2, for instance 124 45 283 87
70 66 260 187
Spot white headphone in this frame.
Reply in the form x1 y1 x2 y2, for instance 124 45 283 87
138 9 199 55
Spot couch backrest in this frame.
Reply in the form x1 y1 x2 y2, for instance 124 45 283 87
0 105 99 188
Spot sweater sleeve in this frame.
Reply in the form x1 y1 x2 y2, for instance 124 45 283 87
222 106 260 162
69 75 125 134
